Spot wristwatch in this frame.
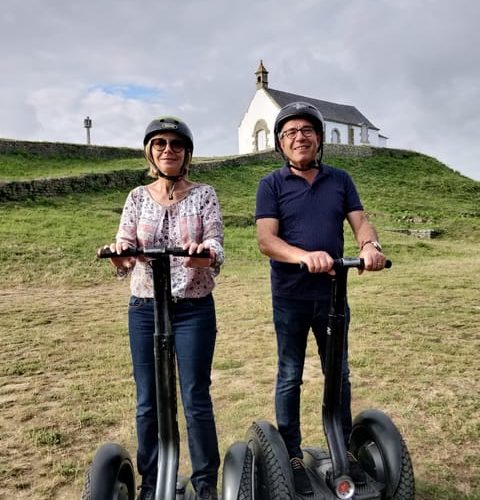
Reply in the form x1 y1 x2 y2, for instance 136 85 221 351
361 240 383 252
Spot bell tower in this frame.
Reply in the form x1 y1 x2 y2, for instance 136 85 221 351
255 60 269 90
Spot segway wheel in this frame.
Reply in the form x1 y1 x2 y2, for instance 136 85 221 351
237 446 253 500
350 411 415 500
81 442 136 500
390 437 415 500
222 441 253 500
246 421 295 500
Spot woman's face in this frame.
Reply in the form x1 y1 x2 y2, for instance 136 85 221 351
150 131 186 175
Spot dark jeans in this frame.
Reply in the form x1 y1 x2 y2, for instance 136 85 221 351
272 295 352 458
128 294 220 492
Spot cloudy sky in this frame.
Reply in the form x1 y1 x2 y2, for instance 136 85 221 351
1 0 479 180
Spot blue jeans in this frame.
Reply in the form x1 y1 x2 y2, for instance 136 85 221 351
128 294 220 492
272 295 352 458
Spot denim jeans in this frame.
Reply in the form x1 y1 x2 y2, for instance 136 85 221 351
128 294 220 492
272 295 352 458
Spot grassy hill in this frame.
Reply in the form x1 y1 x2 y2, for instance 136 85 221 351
0 148 479 499
0 148 478 285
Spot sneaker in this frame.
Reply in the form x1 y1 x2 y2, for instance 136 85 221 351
136 484 155 500
290 457 313 495
347 452 367 485
195 484 218 500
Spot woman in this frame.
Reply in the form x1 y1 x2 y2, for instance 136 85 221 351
108 116 223 500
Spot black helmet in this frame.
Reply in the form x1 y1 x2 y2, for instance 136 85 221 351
274 102 324 153
143 116 194 152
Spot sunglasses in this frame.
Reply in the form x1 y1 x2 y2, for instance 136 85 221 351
151 138 186 153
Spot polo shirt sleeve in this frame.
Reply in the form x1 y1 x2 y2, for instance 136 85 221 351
344 173 364 213
255 175 279 220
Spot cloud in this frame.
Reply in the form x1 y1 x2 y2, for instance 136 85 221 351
0 0 479 179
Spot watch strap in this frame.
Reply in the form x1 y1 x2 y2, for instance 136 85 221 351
361 240 383 252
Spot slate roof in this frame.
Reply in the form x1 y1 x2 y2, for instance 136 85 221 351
266 88 379 130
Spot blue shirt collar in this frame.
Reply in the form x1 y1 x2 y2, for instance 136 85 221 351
280 161 327 181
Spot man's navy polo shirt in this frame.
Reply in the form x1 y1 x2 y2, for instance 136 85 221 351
255 163 363 300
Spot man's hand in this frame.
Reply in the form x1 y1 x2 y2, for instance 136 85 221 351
358 245 387 274
299 251 336 275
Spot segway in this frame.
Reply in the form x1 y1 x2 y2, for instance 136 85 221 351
232 257 415 499
81 246 252 500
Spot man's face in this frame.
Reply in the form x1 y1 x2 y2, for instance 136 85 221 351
278 118 321 167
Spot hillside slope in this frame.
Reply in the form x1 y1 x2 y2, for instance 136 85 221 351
0 147 478 286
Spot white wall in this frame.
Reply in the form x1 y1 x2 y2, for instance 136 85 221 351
367 129 380 146
325 122 349 145
238 89 279 154
324 122 383 146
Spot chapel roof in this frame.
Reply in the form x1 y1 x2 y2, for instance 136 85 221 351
266 87 379 130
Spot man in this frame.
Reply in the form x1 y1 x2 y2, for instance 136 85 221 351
255 102 386 494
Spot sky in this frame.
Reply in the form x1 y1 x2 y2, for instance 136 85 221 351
1 0 479 180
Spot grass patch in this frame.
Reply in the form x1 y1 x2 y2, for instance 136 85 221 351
0 153 144 181
28 427 64 447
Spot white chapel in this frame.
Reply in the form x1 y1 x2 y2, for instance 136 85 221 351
238 61 387 154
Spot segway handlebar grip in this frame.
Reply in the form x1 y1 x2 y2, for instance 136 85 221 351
333 258 392 270
97 247 139 258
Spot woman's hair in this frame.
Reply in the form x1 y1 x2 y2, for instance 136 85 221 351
144 133 192 179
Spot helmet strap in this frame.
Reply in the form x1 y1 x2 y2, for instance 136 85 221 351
155 168 184 182
279 142 324 170
289 146 323 171
289 160 320 172
153 152 190 187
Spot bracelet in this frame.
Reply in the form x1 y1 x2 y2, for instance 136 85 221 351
116 266 130 280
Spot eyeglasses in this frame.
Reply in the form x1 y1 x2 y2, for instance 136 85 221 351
280 126 316 140
151 138 186 153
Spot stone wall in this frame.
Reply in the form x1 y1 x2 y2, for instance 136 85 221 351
0 139 413 202
0 138 143 159
0 170 149 201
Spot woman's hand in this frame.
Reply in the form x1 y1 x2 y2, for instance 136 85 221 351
101 242 137 272
183 241 215 268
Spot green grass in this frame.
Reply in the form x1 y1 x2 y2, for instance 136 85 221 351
329 153 480 238
0 153 145 181
1 153 478 287
0 148 479 499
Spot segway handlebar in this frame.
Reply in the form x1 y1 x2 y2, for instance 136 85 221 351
333 257 392 270
97 246 211 259
300 257 392 271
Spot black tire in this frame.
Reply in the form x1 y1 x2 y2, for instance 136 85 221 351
245 421 295 500
222 441 253 500
350 412 415 500
390 437 415 500
81 442 136 500
237 445 253 500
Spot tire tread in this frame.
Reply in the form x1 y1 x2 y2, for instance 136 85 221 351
247 423 294 500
